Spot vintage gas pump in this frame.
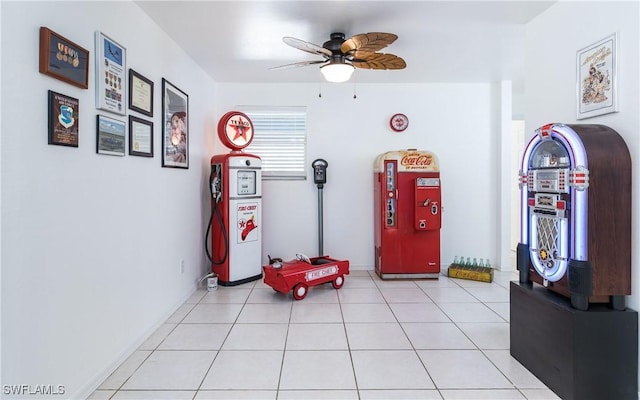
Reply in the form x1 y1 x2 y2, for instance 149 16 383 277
374 149 442 279
207 111 262 286
517 123 631 310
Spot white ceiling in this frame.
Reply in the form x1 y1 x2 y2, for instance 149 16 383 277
135 1 555 86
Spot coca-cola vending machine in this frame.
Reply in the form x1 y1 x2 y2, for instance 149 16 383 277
374 149 441 279
517 123 631 310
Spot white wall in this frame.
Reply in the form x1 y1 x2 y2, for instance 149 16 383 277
217 82 503 270
525 0 640 380
1 2 218 398
498 81 514 269
510 120 525 258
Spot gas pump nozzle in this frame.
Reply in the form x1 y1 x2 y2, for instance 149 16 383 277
211 176 222 203
210 164 223 203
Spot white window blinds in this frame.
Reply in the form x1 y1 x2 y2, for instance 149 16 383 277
242 107 307 180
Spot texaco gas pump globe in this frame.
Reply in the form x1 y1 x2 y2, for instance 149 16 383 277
218 111 254 151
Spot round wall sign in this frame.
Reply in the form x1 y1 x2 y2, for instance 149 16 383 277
390 113 409 132
217 111 254 150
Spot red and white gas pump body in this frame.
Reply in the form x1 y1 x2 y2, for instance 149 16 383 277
517 123 631 310
209 111 263 286
374 149 442 279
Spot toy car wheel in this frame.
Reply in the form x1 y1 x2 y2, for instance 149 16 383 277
332 275 344 289
293 283 308 300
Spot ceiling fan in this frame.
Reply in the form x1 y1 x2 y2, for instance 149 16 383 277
270 32 406 83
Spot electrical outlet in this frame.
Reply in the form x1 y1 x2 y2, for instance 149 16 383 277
180 260 185 274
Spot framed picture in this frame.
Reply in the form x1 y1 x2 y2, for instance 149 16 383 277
39 27 89 89
161 78 189 169
95 31 126 115
129 115 154 157
96 115 126 156
576 33 618 119
48 90 79 147
129 69 154 117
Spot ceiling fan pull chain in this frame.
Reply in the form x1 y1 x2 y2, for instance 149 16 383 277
353 75 357 99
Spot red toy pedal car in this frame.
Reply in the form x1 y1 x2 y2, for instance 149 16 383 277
263 254 350 300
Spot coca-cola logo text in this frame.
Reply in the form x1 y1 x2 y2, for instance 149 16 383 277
401 154 432 167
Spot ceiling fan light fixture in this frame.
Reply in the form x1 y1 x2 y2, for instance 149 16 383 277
321 62 355 83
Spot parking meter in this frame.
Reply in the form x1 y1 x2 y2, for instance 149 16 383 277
311 158 329 255
312 158 328 188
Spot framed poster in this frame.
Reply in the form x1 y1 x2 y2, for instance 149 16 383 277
95 31 126 115
39 27 89 89
129 115 153 157
129 69 154 117
96 115 126 156
576 33 618 119
48 90 79 147
161 78 189 169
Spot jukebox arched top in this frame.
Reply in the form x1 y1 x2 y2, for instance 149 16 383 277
529 139 571 169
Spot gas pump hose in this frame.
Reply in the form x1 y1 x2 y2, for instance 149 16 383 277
205 174 228 265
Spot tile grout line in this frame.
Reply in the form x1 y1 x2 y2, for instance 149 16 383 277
382 274 443 397
339 273 362 399
275 288 295 399
192 282 254 396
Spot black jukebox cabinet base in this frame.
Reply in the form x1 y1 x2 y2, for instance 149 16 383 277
510 281 638 400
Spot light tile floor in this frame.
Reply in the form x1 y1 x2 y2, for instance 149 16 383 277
90 270 560 400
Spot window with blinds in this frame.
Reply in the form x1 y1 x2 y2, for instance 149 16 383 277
242 107 307 180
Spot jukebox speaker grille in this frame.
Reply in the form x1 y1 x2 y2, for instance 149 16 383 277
531 214 568 281
537 216 557 252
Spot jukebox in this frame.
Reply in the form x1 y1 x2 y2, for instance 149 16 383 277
517 123 631 310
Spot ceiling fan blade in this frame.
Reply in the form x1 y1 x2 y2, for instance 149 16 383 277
283 37 332 57
340 32 398 54
351 52 406 70
269 60 327 71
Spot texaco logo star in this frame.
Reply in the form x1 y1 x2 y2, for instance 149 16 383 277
231 122 250 142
